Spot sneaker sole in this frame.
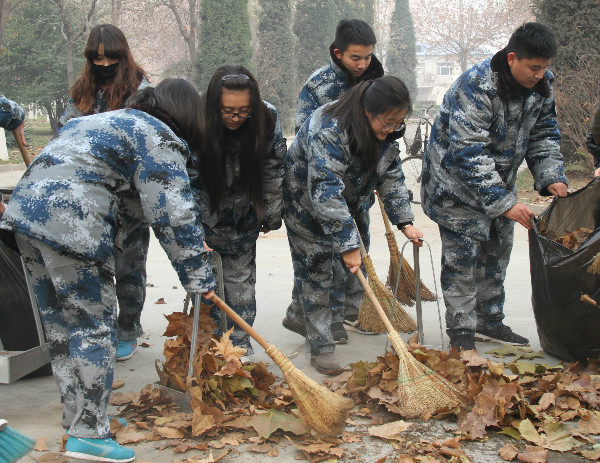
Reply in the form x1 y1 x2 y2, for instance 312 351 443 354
116 346 138 362
334 336 348 344
65 450 135 463
343 321 381 335
282 318 307 337
474 333 528 346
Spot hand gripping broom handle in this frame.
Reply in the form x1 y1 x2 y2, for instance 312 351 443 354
375 190 394 234
208 293 270 350
356 269 395 334
13 131 31 167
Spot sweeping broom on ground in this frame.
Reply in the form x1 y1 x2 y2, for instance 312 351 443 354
354 222 417 334
355 270 465 418
0 419 35 463
588 252 600 275
375 191 436 305
208 293 354 437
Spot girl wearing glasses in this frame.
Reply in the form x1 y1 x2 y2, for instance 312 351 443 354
190 65 287 356
283 76 423 374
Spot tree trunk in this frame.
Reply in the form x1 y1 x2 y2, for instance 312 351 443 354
66 40 75 88
0 0 10 46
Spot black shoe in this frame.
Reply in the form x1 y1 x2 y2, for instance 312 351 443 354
344 314 358 323
331 322 348 344
449 334 476 352
476 324 529 345
282 316 306 337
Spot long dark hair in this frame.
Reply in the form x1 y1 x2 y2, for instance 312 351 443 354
71 24 147 114
325 76 412 170
198 64 273 221
126 79 203 153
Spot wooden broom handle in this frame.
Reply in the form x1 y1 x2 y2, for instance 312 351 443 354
208 293 270 350
375 190 394 234
582 294 598 307
356 269 395 333
14 131 31 167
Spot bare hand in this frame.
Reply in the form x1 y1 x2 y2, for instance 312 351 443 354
343 248 362 274
547 182 568 197
203 241 213 252
204 289 215 299
12 122 25 146
260 226 271 234
595 167 600 178
401 224 424 247
503 203 534 229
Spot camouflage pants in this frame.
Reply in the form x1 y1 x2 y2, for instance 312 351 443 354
285 211 370 328
439 219 514 338
16 234 117 439
286 226 362 355
203 227 257 355
115 226 149 341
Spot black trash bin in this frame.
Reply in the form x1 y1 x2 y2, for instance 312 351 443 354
529 178 600 361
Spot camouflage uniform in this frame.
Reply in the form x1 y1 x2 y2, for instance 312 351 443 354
190 102 286 355
291 44 384 325
284 103 414 355
421 49 567 339
0 108 215 438
0 94 25 130
58 78 152 342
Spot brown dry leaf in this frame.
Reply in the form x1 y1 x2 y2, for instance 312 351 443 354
540 421 582 451
459 394 499 439
341 431 362 443
397 456 414 463
579 448 600 460
518 419 543 446
247 443 275 453
225 409 308 438
267 448 278 457
488 361 506 377
112 379 125 390
38 453 68 463
192 409 216 437
174 442 209 453
368 420 412 441
174 449 231 463
114 425 150 444
538 392 555 411
460 349 488 367
498 443 519 461
517 445 548 463
211 328 247 362
578 411 600 434
154 426 185 439
220 436 240 446
155 297 167 304
34 436 49 451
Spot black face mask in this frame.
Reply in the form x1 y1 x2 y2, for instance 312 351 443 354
92 62 119 81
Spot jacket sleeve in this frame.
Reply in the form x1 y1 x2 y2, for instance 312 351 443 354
295 84 320 134
444 84 516 218
307 128 359 253
136 141 215 293
58 98 84 131
0 95 25 131
524 77 567 195
377 145 415 225
262 103 286 231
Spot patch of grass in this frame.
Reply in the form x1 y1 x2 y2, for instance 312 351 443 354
1 118 54 165
516 168 534 191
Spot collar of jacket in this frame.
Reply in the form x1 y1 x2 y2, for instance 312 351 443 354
328 42 384 86
491 48 551 102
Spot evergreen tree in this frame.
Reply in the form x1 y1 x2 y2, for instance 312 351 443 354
386 0 417 99
336 0 374 25
255 0 295 134
293 0 337 93
195 0 254 90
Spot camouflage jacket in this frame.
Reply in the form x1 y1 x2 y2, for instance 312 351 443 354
0 108 215 293
189 101 286 245
58 78 151 129
283 103 414 253
295 43 383 133
0 94 25 131
422 50 567 240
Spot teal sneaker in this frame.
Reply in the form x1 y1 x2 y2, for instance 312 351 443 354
116 339 138 361
65 437 135 462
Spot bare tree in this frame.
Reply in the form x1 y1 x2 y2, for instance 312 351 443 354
412 0 532 73
111 0 122 26
51 0 99 87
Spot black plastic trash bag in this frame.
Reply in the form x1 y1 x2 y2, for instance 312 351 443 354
529 178 600 361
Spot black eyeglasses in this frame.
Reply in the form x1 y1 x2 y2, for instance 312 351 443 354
376 115 406 132
221 109 251 119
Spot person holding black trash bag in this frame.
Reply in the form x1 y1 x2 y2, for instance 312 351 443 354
59 24 151 362
0 79 215 463
421 22 568 353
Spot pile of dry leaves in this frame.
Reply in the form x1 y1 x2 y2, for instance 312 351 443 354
104 309 600 463
555 228 594 250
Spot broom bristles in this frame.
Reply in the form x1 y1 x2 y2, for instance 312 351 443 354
265 345 354 437
588 252 600 275
388 332 464 418
0 420 35 463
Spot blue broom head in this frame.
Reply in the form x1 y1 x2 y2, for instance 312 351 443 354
0 419 35 463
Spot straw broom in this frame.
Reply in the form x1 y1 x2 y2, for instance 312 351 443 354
375 191 436 305
588 252 600 275
356 269 464 418
355 223 417 334
208 293 354 437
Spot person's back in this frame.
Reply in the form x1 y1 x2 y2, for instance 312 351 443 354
295 19 383 133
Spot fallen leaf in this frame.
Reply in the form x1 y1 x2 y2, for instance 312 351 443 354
368 420 412 441
517 445 548 463
225 409 308 438
518 419 543 446
538 392 555 411
498 443 519 461
578 411 600 435
112 379 125 390
34 436 49 451
173 441 209 453
154 426 185 439
247 443 275 453
38 453 68 463
541 421 582 451
155 297 167 304
114 425 150 444
460 350 488 367
192 409 216 436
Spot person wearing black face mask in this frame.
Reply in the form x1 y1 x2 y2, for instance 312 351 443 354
58 24 152 364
